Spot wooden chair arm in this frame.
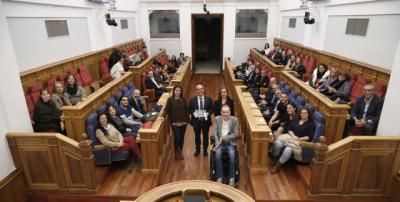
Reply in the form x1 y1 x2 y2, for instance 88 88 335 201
299 141 316 149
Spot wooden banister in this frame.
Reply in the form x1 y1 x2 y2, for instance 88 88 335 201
6 132 99 193
250 48 285 79
309 136 400 198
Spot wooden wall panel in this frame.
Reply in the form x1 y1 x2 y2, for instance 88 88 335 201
0 169 27 202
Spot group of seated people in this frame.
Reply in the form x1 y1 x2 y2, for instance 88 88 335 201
33 74 87 133
108 46 149 80
233 56 270 93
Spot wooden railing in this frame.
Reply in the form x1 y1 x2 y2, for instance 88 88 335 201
234 85 271 172
274 38 391 84
63 72 134 141
139 92 170 173
169 59 193 97
129 49 166 89
309 136 400 197
280 71 350 144
250 48 285 79
20 39 145 93
223 58 244 97
6 133 98 193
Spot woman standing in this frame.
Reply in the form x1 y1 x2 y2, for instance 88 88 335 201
51 81 71 110
64 74 86 105
162 85 190 160
33 89 64 133
214 88 235 117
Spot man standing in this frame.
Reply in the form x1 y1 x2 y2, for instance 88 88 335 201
188 83 214 157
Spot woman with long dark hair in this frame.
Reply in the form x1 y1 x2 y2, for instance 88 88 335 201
214 88 235 116
33 89 64 133
106 105 139 137
64 74 86 105
162 85 190 160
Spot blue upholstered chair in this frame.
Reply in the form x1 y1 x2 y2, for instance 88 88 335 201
303 103 315 116
106 97 118 109
295 96 305 110
114 91 123 103
279 80 286 89
86 113 130 166
127 82 135 91
122 87 129 95
96 104 107 115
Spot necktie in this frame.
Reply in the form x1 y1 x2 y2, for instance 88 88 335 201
200 97 204 110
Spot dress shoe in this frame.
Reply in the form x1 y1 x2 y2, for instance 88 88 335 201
203 151 208 157
194 150 200 157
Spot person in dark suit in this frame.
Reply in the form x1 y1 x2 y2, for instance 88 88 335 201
214 88 235 117
188 83 214 157
347 84 383 136
130 89 147 114
257 70 270 89
145 71 167 99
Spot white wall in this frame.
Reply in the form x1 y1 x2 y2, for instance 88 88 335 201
8 17 91 71
111 17 137 44
0 0 33 181
150 38 181 57
234 38 266 63
324 15 400 70
280 16 305 44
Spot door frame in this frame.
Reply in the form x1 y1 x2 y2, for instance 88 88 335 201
191 13 224 73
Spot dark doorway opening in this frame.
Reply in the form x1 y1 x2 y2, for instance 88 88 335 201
192 14 223 74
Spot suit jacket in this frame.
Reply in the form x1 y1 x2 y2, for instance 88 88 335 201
130 96 147 114
350 95 383 125
214 97 235 116
145 77 161 90
214 116 239 146
257 76 269 89
188 95 213 127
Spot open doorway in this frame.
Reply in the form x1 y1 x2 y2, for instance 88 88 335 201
192 14 223 74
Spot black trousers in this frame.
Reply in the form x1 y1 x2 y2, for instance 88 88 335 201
171 124 187 151
193 121 210 152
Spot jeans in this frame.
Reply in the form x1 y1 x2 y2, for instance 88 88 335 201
171 124 187 150
215 144 236 179
273 140 293 164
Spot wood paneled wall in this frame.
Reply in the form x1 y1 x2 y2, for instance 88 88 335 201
0 169 27 202
280 71 350 144
63 72 134 141
250 49 284 80
274 38 391 84
310 136 400 197
169 59 193 98
6 133 99 193
20 39 145 93
223 58 244 97
129 49 166 90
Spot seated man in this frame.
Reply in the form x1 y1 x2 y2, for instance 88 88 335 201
130 89 147 115
117 96 143 127
348 83 383 136
213 105 238 187
145 71 167 99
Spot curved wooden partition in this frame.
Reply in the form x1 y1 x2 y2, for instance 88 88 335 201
138 92 170 173
6 133 98 193
250 48 285 79
223 58 244 96
234 85 271 172
20 39 145 93
169 59 192 97
274 38 390 84
129 49 166 89
63 72 134 141
310 136 400 198
132 180 255 202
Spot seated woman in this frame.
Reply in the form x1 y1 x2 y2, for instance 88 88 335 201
168 55 179 73
33 89 64 133
317 67 338 93
213 105 238 187
214 88 235 117
322 72 351 103
64 74 86 105
106 105 139 137
271 108 315 173
51 81 71 110
284 55 296 71
96 113 141 168
272 103 297 138
292 57 306 79
307 64 330 88
110 53 125 79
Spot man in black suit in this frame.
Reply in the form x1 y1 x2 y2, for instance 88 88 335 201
188 83 214 157
257 70 270 89
145 71 167 99
348 84 383 136
130 89 147 114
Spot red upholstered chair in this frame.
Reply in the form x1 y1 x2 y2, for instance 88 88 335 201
29 83 43 104
78 66 94 86
349 77 371 104
99 59 112 86
374 82 387 98
57 73 67 82
25 94 35 120
46 77 57 93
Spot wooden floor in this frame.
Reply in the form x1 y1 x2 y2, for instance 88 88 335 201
27 74 390 202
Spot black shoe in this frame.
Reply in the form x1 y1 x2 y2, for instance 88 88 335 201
194 150 200 157
203 151 208 157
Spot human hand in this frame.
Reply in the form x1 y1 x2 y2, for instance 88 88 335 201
126 128 132 132
60 121 65 131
